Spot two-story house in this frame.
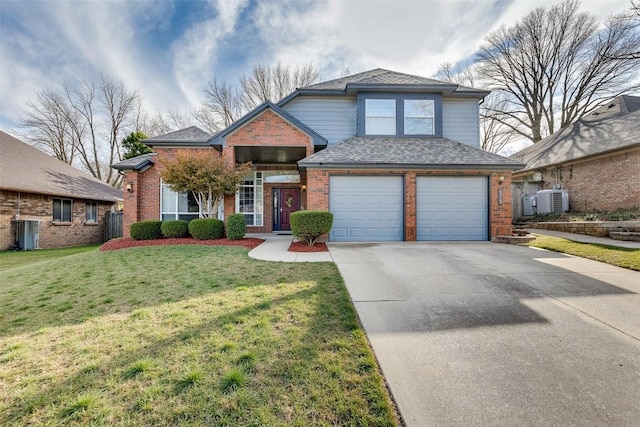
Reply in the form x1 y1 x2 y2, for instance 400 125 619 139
113 69 523 241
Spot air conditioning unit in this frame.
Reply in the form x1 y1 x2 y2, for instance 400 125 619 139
536 190 569 214
14 220 40 250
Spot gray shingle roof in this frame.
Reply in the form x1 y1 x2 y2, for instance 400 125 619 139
299 68 485 94
511 96 640 172
302 68 448 90
299 137 524 170
111 153 156 171
0 130 122 202
144 126 213 145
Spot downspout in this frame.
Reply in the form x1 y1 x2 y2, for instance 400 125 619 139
16 191 21 220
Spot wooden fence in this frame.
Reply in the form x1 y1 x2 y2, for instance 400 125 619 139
104 211 123 241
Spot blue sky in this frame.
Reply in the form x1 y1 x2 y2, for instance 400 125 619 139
0 0 632 131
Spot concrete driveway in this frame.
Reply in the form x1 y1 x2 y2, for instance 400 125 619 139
330 242 640 426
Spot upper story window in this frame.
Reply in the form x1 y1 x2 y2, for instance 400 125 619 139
365 99 396 135
53 198 72 222
358 93 442 138
404 100 434 135
85 201 98 222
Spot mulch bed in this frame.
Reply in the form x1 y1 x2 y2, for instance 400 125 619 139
100 237 264 251
288 241 329 252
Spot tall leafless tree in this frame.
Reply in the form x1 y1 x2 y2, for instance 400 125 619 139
20 90 76 164
21 75 140 187
203 62 320 128
475 0 640 143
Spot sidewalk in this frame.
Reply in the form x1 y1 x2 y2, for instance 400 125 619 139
247 233 334 262
526 228 640 249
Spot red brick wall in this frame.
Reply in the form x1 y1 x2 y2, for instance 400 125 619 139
222 109 315 164
121 148 215 237
1 190 115 250
222 110 313 233
125 111 314 236
306 169 513 241
535 150 640 212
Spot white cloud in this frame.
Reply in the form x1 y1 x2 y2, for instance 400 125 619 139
171 0 249 107
0 0 633 132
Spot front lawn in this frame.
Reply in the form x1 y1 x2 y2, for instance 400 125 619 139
0 245 398 426
0 244 100 272
529 235 640 271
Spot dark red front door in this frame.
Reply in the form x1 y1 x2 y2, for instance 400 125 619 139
274 188 299 231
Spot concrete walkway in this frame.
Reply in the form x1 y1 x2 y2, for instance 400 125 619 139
247 233 333 262
527 228 640 249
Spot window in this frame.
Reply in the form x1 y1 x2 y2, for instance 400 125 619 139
365 99 396 135
86 201 98 222
53 198 72 222
160 180 201 221
404 100 435 135
236 172 263 226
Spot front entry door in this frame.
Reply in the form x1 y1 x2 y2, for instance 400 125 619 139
273 188 300 231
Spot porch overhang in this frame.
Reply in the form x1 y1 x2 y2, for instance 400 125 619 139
234 146 308 165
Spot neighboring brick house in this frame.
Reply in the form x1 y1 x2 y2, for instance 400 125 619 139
511 95 640 214
0 130 122 250
113 69 523 241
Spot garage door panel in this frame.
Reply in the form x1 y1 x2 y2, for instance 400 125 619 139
417 177 488 241
330 176 403 242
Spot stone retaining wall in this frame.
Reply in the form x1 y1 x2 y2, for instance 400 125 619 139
525 221 640 237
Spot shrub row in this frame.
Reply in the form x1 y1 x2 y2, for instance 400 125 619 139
130 216 246 240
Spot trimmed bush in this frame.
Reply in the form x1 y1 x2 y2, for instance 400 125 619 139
226 214 246 240
290 210 333 246
188 218 224 240
161 220 189 238
130 220 163 240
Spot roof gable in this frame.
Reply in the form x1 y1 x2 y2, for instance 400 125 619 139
511 97 640 171
0 130 122 202
209 101 327 147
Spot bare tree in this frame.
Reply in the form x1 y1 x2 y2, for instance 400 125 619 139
434 62 476 88
20 90 76 164
20 75 140 187
101 75 139 186
475 0 640 143
203 79 244 127
435 63 512 154
607 0 640 60
203 62 320 128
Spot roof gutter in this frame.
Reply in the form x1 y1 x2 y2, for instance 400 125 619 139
298 162 525 171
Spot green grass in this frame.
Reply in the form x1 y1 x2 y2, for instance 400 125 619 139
0 245 398 426
529 235 640 271
0 244 100 272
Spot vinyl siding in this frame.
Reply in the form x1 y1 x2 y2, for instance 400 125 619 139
283 96 356 145
442 98 480 147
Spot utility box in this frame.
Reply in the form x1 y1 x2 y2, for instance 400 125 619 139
522 195 537 216
536 190 569 214
14 220 40 250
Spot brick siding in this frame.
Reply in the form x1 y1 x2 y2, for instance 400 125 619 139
122 109 514 240
516 149 640 212
121 148 213 237
1 190 115 250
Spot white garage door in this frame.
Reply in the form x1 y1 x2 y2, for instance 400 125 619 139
417 176 488 241
330 176 403 241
